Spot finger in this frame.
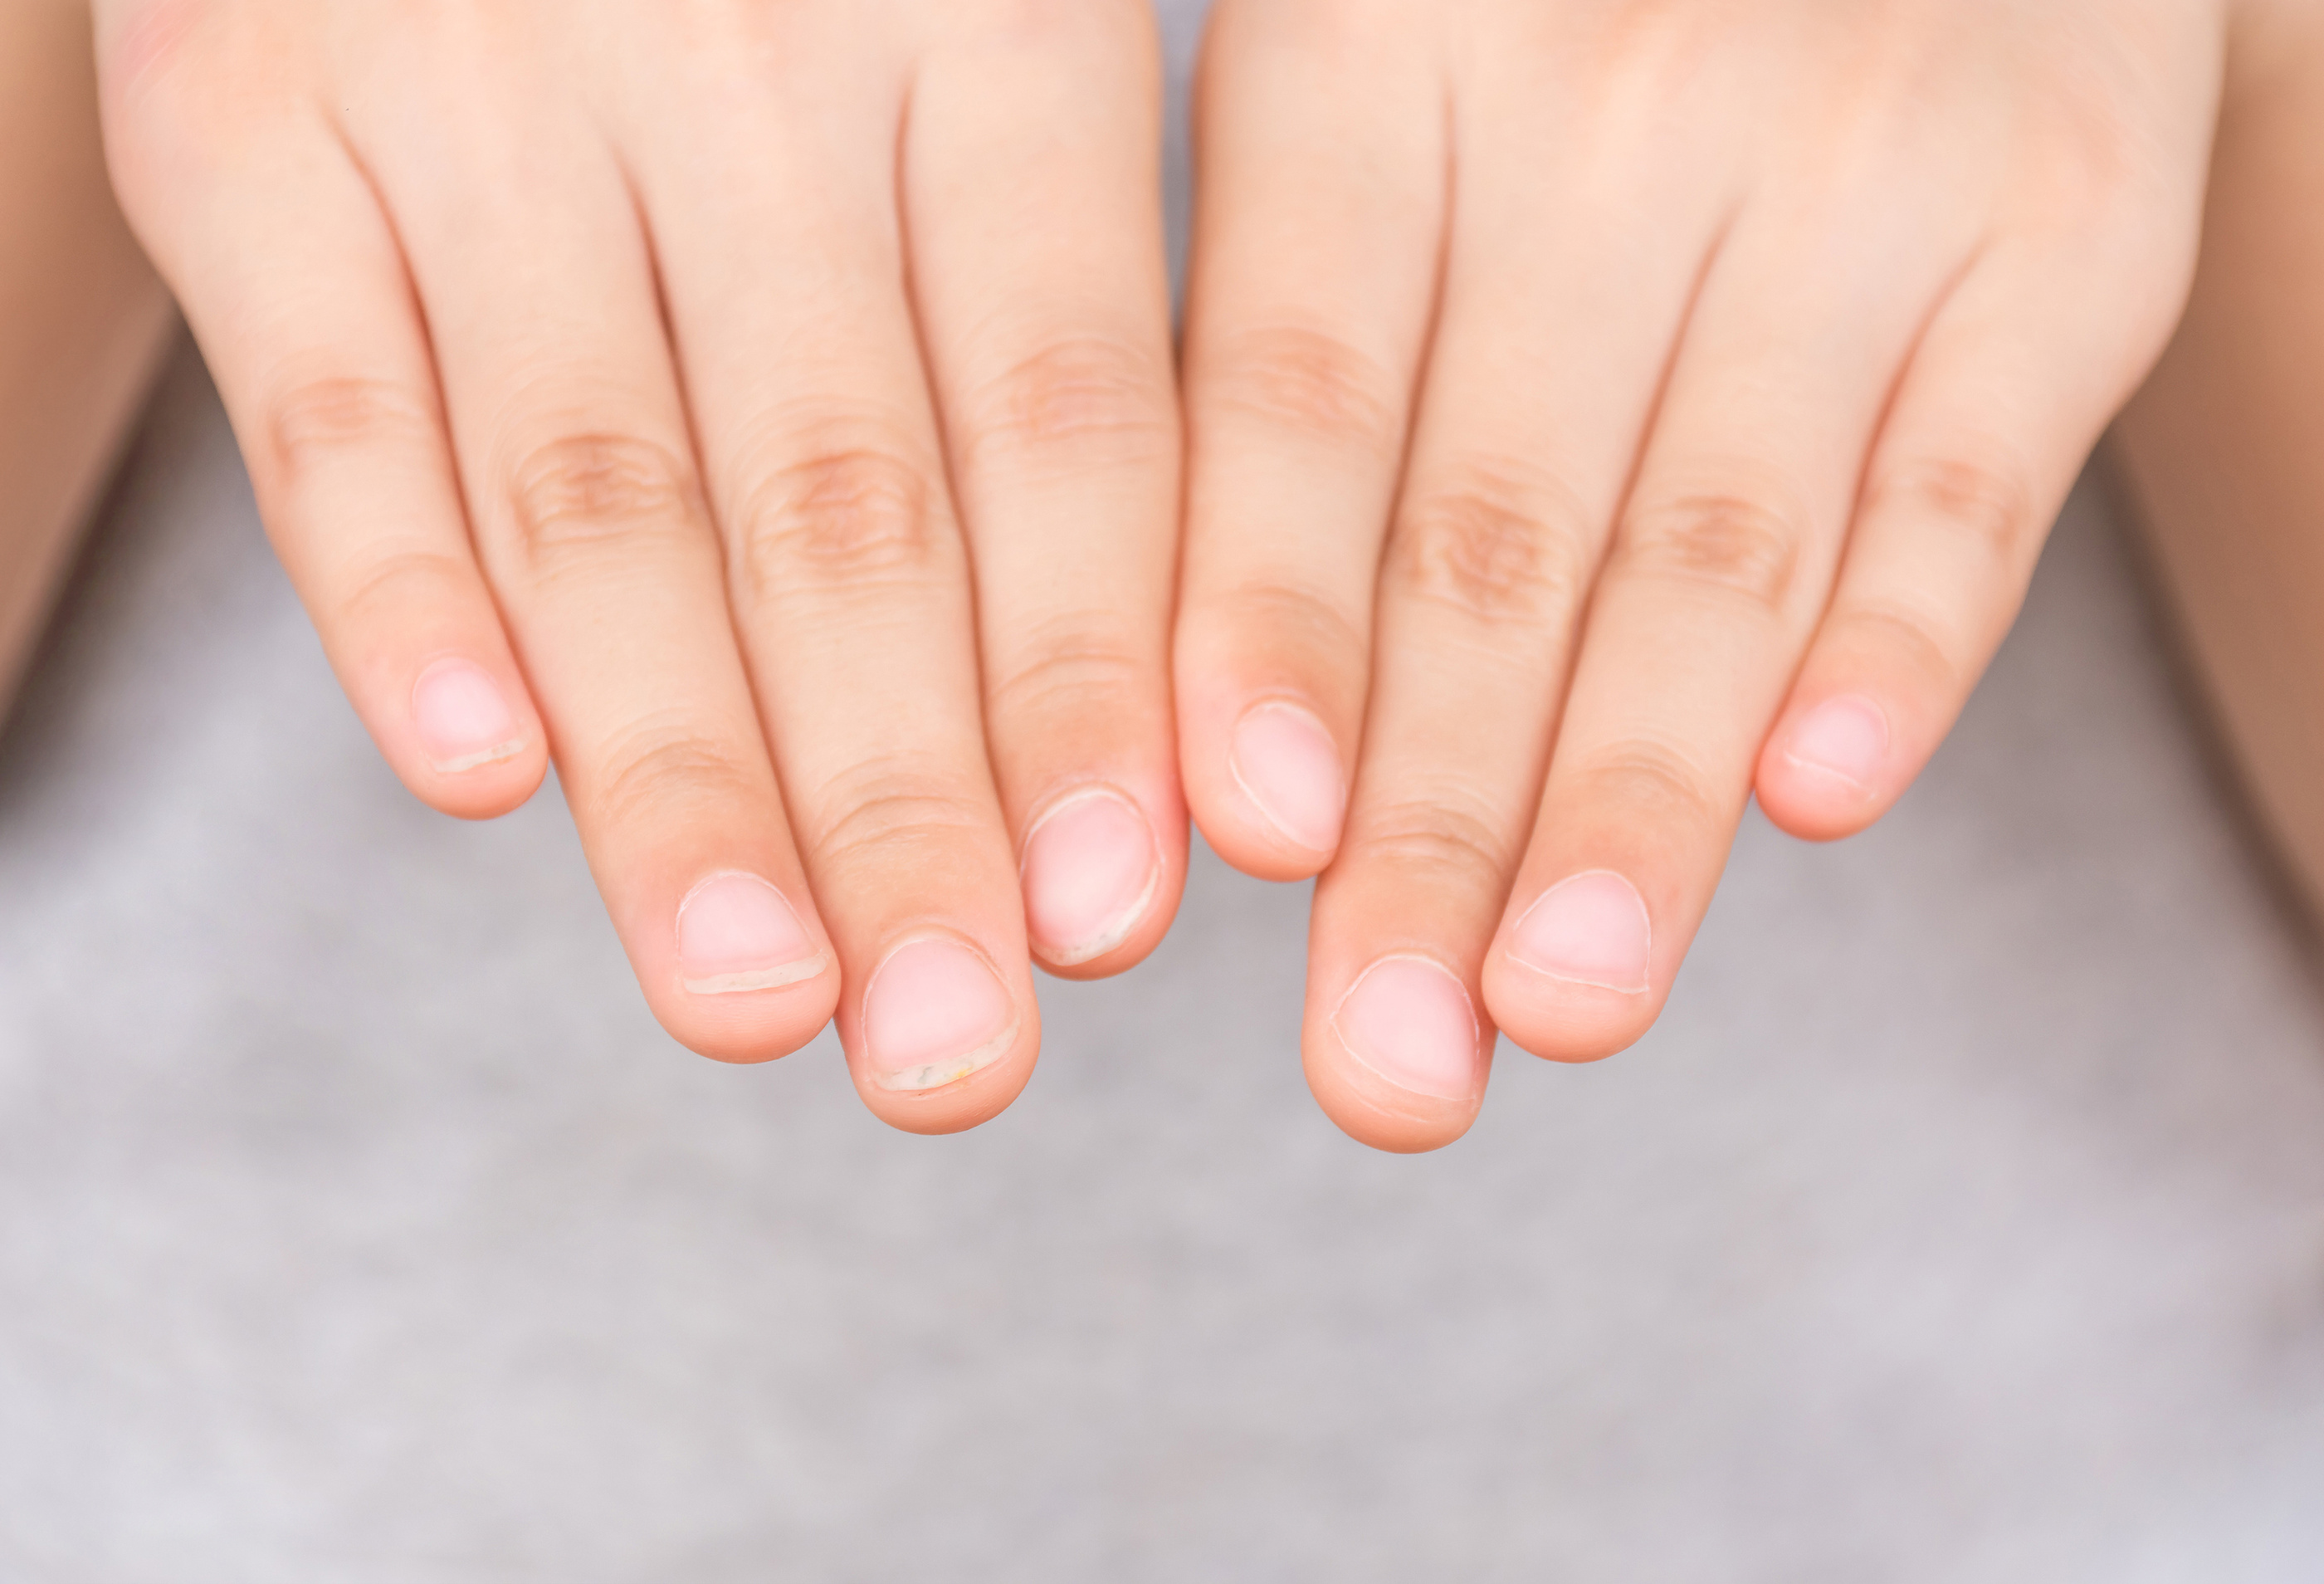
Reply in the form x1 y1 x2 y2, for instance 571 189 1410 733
354 81 838 1065
1755 227 2199 839
1175 6 1446 881
905 6 1184 976
1482 203 1970 1063
1297 98 1731 1151
100 90 545 820
614 26 1038 1131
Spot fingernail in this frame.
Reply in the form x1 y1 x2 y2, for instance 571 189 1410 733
1330 956 1482 1102
1510 871 1653 994
1228 701 1346 853
862 937 1018 1093
1022 787 1160 966
1782 695 1889 791
676 872 826 995
412 658 525 773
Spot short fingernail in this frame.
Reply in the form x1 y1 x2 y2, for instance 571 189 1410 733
676 872 826 995
1330 956 1482 1102
862 937 1018 1093
1783 695 1889 791
1510 871 1653 994
1228 701 1346 853
1022 787 1160 966
412 658 525 773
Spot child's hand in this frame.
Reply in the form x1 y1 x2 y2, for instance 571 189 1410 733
95 0 1183 1132
1179 0 2228 1149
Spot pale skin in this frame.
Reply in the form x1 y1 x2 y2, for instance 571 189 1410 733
4 0 2321 1151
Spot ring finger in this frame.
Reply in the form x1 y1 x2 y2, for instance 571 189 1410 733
1480 193 1975 1065
354 59 839 1065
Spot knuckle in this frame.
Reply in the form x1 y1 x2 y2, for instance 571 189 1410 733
505 431 702 570
1392 460 1596 624
1864 452 2037 564
99 0 225 148
735 441 943 599
1569 741 1726 834
1203 578 1370 679
984 628 1150 733
589 721 764 831
959 335 1174 473
1829 599 1969 692
803 758 994 877
1617 488 1805 613
1199 325 1405 453
332 545 476 632
264 375 437 488
1346 794 1516 893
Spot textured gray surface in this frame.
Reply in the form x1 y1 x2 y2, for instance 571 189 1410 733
7 4 2324 1579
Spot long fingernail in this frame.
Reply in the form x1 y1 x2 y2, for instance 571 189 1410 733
1228 701 1346 854
1510 871 1653 994
676 872 827 995
1782 695 1889 791
412 658 525 773
1022 787 1160 966
1330 955 1482 1102
862 937 1018 1093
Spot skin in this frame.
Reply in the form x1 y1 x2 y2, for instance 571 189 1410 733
0 0 175 717
2113 2 2324 914
89 0 1189 1135
13 0 2323 1150
1178 0 2244 1151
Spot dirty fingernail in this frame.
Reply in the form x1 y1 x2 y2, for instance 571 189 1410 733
862 937 1018 1093
1228 701 1346 854
1331 956 1482 1102
1023 788 1160 966
676 873 826 995
1510 871 1653 994
412 658 525 774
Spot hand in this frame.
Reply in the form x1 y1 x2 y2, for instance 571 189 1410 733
96 0 1185 1132
1179 0 2227 1150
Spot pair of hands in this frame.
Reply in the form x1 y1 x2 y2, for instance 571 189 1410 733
95 0 2230 1150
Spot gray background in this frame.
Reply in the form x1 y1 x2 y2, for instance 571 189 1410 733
5 3 2323 1578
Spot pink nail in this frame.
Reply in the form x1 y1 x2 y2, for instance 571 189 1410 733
1782 695 1889 791
862 937 1018 1093
1022 788 1160 966
1330 956 1482 1102
676 873 825 995
412 658 523 773
1510 871 1653 994
1228 702 1346 854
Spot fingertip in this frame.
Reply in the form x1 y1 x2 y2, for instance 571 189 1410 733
859 1035 1038 1137
636 872 845 1064
657 956 843 1068
846 932 1042 1134
1304 953 1489 1154
1022 783 1188 980
1180 690 1349 882
1480 972 1650 1066
387 653 550 820
1482 871 1662 1063
672 981 842 1068
1754 692 1902 843
408 743 549 823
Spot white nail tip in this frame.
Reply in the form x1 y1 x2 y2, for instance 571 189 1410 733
871 1019 1021 1095
1021 786 1163 966
432 738 528 775
681 951 832 997
1506 953 1652 995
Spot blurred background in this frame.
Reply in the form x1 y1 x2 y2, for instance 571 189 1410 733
4 2 2324 1578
